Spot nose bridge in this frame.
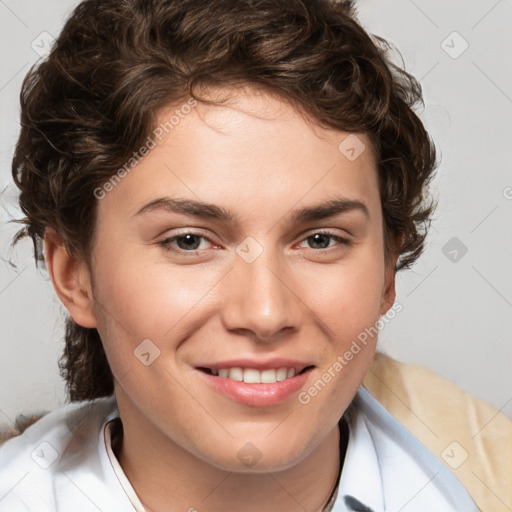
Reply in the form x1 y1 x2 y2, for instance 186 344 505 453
221 237 300 340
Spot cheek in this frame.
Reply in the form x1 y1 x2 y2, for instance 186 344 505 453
304 246 386 341
89 239 224 372
294 252 386 413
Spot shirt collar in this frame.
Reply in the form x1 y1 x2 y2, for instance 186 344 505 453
104 418 146 512
332 400 385 512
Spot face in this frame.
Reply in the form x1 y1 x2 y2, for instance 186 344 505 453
84 85 395 472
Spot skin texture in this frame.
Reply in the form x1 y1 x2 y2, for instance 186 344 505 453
44 85 397 512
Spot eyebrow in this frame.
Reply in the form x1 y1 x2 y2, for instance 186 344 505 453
133 197 369 225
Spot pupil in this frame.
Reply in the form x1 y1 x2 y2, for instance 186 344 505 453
310 234 329 249
178 234 200 250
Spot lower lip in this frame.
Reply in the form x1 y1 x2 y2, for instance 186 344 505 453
197 368 313 407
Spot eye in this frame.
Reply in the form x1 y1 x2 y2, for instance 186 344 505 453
159 232 213 253
157 229 350 256
298 230 350 250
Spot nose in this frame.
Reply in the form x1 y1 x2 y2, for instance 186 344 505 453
220 243 302 342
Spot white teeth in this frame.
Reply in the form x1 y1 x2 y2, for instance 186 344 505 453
228 367 243 381
276 368 288 381
243 368 261 383
260 369 276 383
212 367 301 383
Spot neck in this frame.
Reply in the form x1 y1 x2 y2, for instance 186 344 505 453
116 406 345 512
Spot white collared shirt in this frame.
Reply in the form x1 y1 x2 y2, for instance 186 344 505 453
332 387 480 511
0 387 480 511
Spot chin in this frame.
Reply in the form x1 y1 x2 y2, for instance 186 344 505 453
193 433 316 474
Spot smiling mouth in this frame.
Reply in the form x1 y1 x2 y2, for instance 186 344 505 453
197 365 314 384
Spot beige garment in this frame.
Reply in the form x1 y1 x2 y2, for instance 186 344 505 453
363 352 512 512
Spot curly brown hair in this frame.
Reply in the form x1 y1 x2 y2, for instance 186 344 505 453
11 0 436 402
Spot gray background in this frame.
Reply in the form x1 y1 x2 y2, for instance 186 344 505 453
1 0 511 422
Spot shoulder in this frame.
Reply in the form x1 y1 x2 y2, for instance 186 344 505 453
0 412 49 445
363 352 512 512
0 396 119 511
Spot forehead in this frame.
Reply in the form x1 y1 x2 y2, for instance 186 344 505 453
98 85 381 225
159 84 374 162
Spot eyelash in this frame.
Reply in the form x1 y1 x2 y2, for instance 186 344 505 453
158 230 351 255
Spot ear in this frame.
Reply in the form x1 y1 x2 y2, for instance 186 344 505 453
43 228 97 328
380 253 398 316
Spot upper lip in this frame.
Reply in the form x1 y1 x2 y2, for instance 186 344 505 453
196 358 315 372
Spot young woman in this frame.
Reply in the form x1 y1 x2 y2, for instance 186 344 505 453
1 1 509 511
